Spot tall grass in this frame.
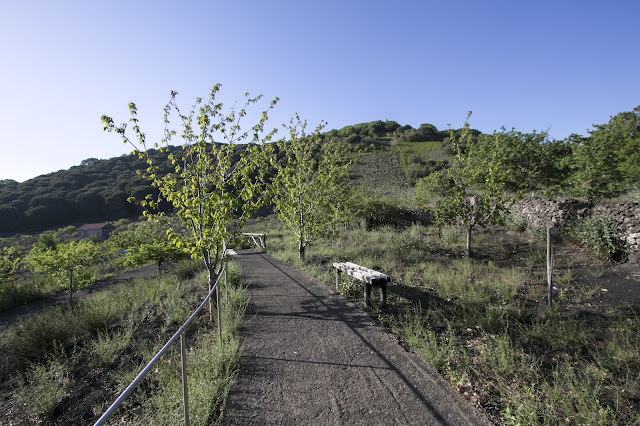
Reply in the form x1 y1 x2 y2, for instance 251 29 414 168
0 259 247 424
0 255 128 313
265 218 640 424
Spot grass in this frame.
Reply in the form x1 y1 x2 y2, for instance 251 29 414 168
348 147 411 200
0 255 126 312
261 217 640 424
0 258 247 424
13 344 72 421
396 140 443 167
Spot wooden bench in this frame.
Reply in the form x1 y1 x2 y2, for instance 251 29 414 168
332 262 391 308
242 233 266 251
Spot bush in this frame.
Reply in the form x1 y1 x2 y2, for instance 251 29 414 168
570 215 624 261
503 213 527 232
173 258 205 281
357 198 431 230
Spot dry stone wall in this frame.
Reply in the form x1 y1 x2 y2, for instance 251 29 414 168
507 197 592 229
508 197 640 263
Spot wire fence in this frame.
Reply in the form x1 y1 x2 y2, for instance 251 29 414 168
0 253 124 311
3 252 122 284
94 261 228 426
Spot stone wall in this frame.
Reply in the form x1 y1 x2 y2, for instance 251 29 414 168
507 197 592 228
508 197 640 263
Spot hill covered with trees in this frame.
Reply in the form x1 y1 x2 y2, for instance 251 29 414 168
1 105 638 235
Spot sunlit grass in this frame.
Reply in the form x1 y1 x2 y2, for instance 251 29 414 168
0 259 247 424
262 217 640 424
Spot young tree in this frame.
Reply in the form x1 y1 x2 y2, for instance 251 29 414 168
108 221 186 274
101 84 277 292
416 112 508 257
0 247 21 281
24 239 101 289
273 116 350 261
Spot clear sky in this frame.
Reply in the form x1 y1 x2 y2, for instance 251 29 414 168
1 0 638 182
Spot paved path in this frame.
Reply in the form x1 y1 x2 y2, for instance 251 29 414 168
222 251 489 425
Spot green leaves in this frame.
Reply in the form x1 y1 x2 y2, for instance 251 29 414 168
0 247 21 281
103 84 278 280
416 112 511 256
272 116 351 260
570 105 640 200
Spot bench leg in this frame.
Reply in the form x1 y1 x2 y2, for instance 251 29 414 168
380 284 387 307
364 282 371 308
335 269 340 290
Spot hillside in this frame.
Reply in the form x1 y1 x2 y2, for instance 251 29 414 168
0 146 180 234
0 120 455 235
2 104 639 235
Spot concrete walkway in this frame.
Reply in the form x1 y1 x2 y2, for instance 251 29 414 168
222 251 489 425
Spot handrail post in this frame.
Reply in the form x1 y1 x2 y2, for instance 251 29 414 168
69 266 74 306
547 226 553 306
224 263 229 302
216 279 222 342
180 333 190 426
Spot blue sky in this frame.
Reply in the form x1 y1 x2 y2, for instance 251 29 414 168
1 0 638 182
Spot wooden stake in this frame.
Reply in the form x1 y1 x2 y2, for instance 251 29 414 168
547 226 553 306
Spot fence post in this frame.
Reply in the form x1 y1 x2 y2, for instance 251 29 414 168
224 263 229 302
69 266 74 306
180 333 190 426
216 281 222 342
547 226 553 306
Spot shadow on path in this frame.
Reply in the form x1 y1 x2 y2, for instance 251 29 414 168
222 250 489 425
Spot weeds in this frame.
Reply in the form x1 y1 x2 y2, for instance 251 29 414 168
13 345 72 421
0 260 247 424
265 217 640 424
90 326 134 367
570 215 624 260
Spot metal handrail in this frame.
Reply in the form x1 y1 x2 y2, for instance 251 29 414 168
94 262 227 426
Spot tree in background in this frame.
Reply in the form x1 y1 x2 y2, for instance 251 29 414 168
0 247 21 281
273 116 351 261
24 239 101 290
102 84 277 293
416 112 508 257
107 220 186 274
471 129 574 194
570 105 640 199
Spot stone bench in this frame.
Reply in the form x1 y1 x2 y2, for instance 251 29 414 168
332 262 390 307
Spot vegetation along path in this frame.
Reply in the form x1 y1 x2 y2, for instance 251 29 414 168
222 250 489 425
0 264 158 332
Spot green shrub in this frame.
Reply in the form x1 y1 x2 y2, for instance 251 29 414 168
358 197 431 230
503 213 527 232
13 348 71 420
173 258 205 281
570 215 623 260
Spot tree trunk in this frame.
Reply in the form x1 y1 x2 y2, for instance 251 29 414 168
207 275 214 323
466 226 472 257
298 242 306 262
